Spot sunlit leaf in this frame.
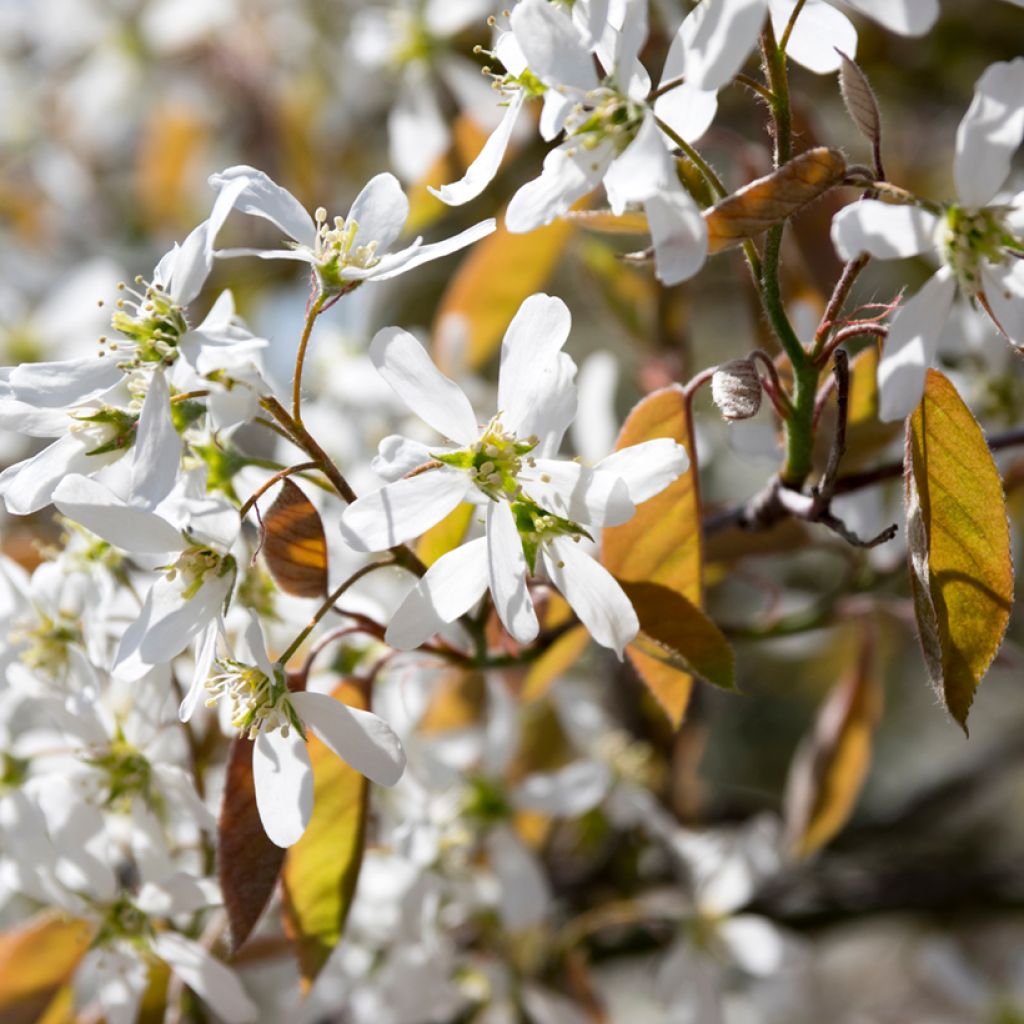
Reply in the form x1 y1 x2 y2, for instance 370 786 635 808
417 502 473 567
434 213 575 372
0 913 93 1024
904 370 1014 731
565 209 650 234
784 632 883 858
419 667 486 732
135 102 208 230
602 386 707 725
263 479 328 599
705 147 847 254
521 626 590 703
219 737 286 952
282 681 368 987
620 581 735 690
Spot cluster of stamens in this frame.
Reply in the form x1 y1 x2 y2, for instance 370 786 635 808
85 733 154 810
312 208 382 290
103 276 188 368
68 404 139 456
437 416 538 501
10 612 82 681
941 204 1021 295
565 89 645 157
205 659 300 740
163 546 233 601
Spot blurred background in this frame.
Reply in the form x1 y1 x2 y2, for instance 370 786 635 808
3 1 1024 1020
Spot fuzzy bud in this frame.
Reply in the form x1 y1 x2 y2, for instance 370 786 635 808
711 359 763 421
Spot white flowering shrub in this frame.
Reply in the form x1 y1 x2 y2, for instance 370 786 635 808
2 1 1024 1022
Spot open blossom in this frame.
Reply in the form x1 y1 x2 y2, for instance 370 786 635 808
207 165 496 297
832 58 1024 420
339 293 688 656
433 0 710 285
180 612 405 847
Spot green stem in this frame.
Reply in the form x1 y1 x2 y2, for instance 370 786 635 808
293 293 327 426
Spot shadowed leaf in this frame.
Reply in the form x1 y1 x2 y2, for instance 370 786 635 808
705 147 847 253
282 681 368 987
263 479 328 598
837 51 881 150
219 736 286 952
0 913 93 1024
904 370 1014 731
602 385 705 725
784 633 883 858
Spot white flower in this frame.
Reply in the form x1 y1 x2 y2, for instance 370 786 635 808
207 165 496 297
339 293 688 656
179 611 405 847
832 58 1024 420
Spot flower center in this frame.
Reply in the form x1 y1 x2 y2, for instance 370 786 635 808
566 90 644 154
205 660 303 740
941 204 1021 295
436 416 538 500
85 734 155 811
163 546 235 601
107 277 188 367
68 405 139 456
10 611 82 680
312 209 382 291
512 500 590 572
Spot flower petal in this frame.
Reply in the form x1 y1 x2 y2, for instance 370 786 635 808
981 260 1024 348
388 65 450 183
235 609 275 681
542 535 638 657
430 90 525 207
179 619 219 722
769 0 857 75
653 81 719 144
129 370 180 510
6 355 123 408
667 0 768 92
845 0 938 36
595 438 690 504
487 500 539 644
521 459 634 527
877 266 956 422
372 435 437 482
604 115 673 214
207 165 316 249
52 475 186 553
368 219 497 281
510 0 598 92
348 172 410 255
486 825 550 930
341 468 471 552
369 327 479 444
0 435 109 516
289 690 406 787
831 200 939 261
954 58 1024 208
385 537 489 649
514 760 612 817
646 187 709 285
252 727 313 848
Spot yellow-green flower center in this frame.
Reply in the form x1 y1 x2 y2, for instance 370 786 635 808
942 204 1022 295
205 660 303 740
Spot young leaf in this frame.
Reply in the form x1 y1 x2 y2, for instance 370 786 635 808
282 681 368 987
904 370 1014 731
564 209 650 235
783 633 883 858
602 385 709 725
0 913 93 1024
837 50 882 151
263 479 328 599
219 736 287 952
417 501 473 567
705 147 847 253
618 580 735 690
434 212 575 371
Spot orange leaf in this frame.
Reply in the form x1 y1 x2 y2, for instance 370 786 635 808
263 479 329 598
602 386 703 725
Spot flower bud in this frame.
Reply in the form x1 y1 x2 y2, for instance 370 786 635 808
711 359 763 421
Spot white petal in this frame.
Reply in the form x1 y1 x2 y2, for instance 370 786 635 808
179 619 219 722
954 58 1024 208
348 172 409 255
877 266 956 422
646 187 709 285
542 536 638 657
129 370 180 510
844 0 938 35
7 355 123 408
540 88 575 141
236 609 275 681
252 727 313 848
981 260 1024 348
153 932 258 1023
340 468 471 551
430 91 525 206
498 293 572 431
595 438 690 504
719 915 786 976
486 825 550 930
289 690 406 787
769 0 857 74
368 219 497 281
388 65 450 183
511 0 599 91
385 537 489 649
831 200 939 261
52 475 185 553
369 327 478 443
506 140 616 233
669 0 768 91
207 165 316 248
0 434 108 516
654 81 719 143
372 435 437 482
604 116 673 214
572 351 619 463
514 760 612 817
486 500 539 644
521 459 634 527
88 949 148 1024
